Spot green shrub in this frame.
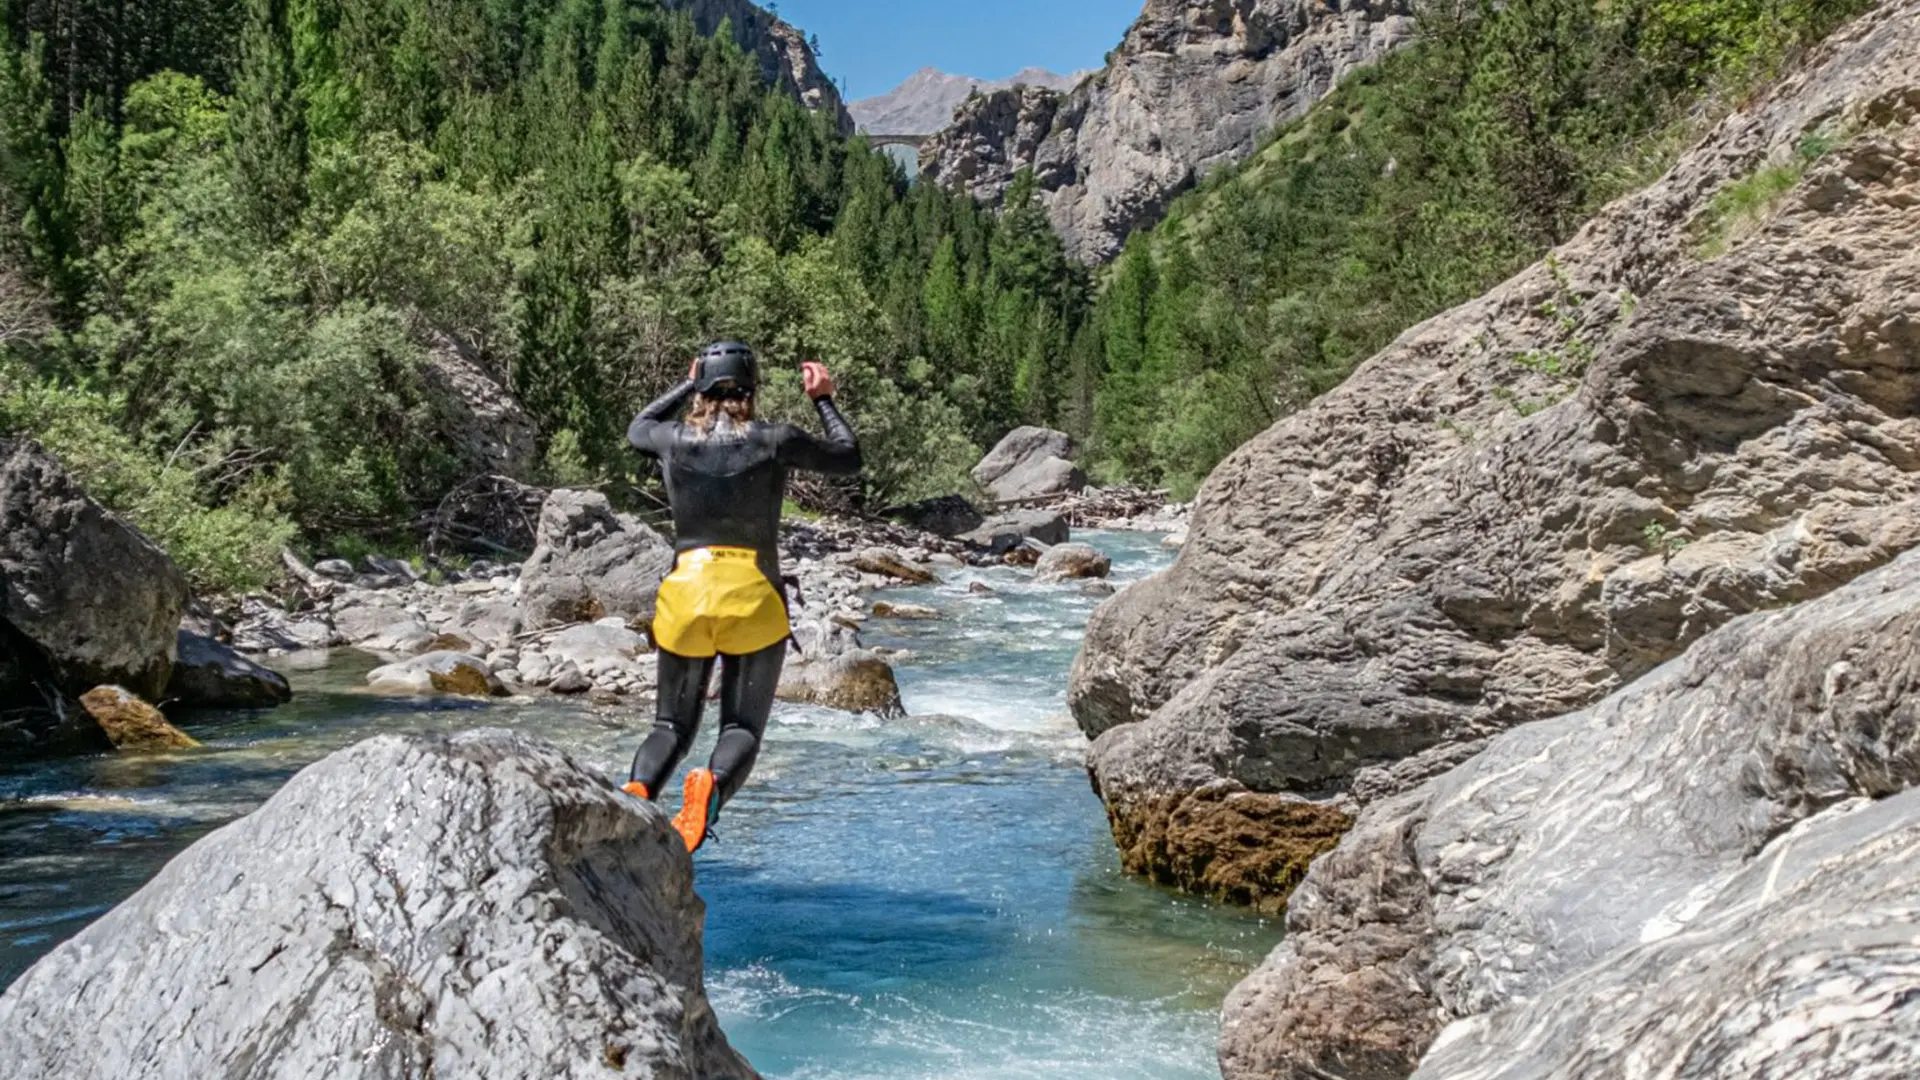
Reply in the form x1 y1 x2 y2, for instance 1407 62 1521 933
0 370 296 593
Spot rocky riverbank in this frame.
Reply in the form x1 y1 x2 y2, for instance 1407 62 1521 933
225 477 1177 715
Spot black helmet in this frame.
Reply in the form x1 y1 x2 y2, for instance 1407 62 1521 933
694 341 759 395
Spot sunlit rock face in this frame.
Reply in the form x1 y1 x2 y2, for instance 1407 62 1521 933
921 0 1416 262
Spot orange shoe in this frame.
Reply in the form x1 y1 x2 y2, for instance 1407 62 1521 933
671 768 718 853
622 780 650 800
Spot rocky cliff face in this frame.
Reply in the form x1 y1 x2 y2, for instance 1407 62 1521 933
1070 0 1920 909
851 67 1085 136
920 0 1415 262
665 0 852 135
1219 542 1920 1080
0 730 757 1079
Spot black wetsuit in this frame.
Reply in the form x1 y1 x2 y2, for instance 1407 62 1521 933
625 381 861 808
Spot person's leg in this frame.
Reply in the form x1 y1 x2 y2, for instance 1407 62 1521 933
627 648 715 797
709 641 786 809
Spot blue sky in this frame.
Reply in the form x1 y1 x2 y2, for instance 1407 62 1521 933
766 0 1144 100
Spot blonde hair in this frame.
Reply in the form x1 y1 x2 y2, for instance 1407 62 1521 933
686 393 754 437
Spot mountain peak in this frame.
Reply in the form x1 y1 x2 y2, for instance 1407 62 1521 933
851 67 1085 136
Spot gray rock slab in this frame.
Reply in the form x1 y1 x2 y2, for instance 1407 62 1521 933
0 438 185 704
1414 789 1920 1080
167 630 292 710
1219 545 1920 1079
520 490 674 631
0 730 757 1079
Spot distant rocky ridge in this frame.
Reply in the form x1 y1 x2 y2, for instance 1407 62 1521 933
920 0 1414 262
1071 0 1920 912
665 0 853 134
851 66 1087 136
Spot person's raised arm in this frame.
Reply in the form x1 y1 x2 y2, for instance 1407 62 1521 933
777 361 862 475
628 360 699 456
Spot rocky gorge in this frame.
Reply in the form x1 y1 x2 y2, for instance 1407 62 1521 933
1056 0 1920 1075
920 0 1416 261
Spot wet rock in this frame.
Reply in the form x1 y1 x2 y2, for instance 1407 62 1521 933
850 547 936 584
425 632 479 655
879 495 986 538
0 730 757 1079
166 631 292 709
519 490 674 631
0 439 186 708
1219 544 1920 1079
871 601 940 620
969 581 995 596
1075 0 1920 910
1080 581 1117 598
777 649 906 718
1034 542 1112 582
364 652 505 698
971 426 1086 502
960 510 1070 554
79 686 198 751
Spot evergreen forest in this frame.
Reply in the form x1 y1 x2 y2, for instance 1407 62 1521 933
0 0 1874 591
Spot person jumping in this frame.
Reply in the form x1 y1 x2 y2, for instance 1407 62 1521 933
622 341 861 852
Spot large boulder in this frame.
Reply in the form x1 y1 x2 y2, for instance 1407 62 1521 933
1072 1 1920 908
971 426 1087 503
0 730 757 1079
79 686 199 751
1218 544 1920 1080
1033 542 1112 582
519 490 674 631
167 630 293 709
777 648 906 718
0 439 186 733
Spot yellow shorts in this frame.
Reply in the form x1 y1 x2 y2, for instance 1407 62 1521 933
651 546 791 658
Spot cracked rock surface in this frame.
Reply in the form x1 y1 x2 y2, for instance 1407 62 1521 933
0 730 756 1080
1221 545 1920 1080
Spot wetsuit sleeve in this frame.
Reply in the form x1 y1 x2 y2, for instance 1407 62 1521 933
776 396 862 475
628 380 697 457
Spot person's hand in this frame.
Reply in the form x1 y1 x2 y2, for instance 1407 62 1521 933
802 361 837 400
688 358 699 382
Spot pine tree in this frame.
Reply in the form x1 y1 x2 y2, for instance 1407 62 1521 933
230 0 307 243
0 32 73 302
